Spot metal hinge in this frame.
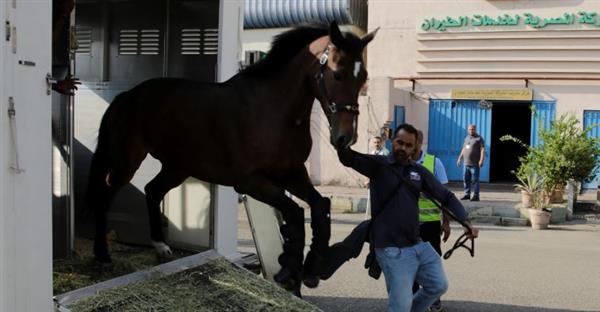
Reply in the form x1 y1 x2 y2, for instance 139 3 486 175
5 20 9 41
46 73 58 95
8 96 25 173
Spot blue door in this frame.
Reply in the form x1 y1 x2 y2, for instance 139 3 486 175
428 100 492 182
583 110 600 189
530 100 556 147
385 105 406 151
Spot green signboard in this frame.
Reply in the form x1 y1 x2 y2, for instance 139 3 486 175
421 11 600 32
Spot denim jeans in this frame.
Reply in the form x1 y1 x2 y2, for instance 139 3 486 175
375 242 448 312
463 165 480 196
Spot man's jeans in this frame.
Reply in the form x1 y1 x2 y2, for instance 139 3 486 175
375 242 448 312
463 165 480 196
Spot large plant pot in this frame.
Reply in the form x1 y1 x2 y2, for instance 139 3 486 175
521 190 533 208
529 209 551 230
550 185 565 203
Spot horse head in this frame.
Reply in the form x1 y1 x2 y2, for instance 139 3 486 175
312 22 378 149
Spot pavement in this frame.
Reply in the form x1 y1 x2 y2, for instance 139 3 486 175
237 183 600 312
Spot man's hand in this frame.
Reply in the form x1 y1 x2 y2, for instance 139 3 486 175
478 160 484 168
441 218 451 242
456 158 461 167
54 76 81 95
464 223 479 240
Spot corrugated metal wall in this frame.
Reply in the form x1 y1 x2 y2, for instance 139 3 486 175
530 100 556 147
244 0 367 29
428 99 491 182
583 110 600 189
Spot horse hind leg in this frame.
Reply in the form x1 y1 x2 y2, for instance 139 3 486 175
144 167 187 260
91 145 146 264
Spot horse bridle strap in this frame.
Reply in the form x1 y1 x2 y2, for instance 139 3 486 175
315 46 360 116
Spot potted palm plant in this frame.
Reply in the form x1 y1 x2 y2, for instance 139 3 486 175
513 158 543 208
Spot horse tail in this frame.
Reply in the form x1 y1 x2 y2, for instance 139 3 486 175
86 91 130 208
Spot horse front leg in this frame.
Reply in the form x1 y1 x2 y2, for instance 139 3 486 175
144 167 188 260
237 176 305 296
284 166 331 288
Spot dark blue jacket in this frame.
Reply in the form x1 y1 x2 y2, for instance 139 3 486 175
338 148 467 248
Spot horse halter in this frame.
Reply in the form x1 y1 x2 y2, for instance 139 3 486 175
315 46 360 117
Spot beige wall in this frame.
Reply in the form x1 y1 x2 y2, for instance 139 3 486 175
368 0 600 150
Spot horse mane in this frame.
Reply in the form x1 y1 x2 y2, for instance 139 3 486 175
240 24 329 77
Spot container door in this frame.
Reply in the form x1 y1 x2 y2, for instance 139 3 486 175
583 110 600 189
428 99 491 182
1 1 53 311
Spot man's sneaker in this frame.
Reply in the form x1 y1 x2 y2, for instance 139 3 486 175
460 195 470 200
428 301 444 312
470 195 480 201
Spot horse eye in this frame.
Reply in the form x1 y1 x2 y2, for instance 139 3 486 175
333 72 342 81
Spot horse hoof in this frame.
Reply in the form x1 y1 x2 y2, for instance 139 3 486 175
152 241 173 255
303 250 325 287
274 267 293 285
302 275 320 288
274 268 301 292
93 259 114 272
291 286 302 298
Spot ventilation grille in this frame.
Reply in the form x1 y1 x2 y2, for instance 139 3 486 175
118 29 161 55
180 28 219 55
75 26 92 55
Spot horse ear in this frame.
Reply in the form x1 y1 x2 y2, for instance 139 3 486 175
361 27 379 48
329 21 344 47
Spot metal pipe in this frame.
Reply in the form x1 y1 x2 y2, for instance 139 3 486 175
395 76 600 81
396 76 600 91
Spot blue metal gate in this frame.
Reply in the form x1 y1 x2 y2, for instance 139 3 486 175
530 100 556 147
385 105 406 151
428 100 491 182
583 110 600 189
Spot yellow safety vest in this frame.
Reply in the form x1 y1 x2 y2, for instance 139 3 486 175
418 153 441 222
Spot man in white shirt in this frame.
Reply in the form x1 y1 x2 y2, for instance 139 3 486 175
372 136 390 156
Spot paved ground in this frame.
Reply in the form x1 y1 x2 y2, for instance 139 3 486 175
237 185 600 312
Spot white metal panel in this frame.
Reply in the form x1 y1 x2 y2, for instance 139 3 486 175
1 1 53 311
165 178 212 250
214 0 243 258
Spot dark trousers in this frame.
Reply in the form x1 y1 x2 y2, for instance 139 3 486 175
413 221 442 294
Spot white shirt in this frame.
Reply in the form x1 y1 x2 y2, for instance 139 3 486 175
372 147 390 156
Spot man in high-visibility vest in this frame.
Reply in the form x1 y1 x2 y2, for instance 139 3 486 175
413 130 451 312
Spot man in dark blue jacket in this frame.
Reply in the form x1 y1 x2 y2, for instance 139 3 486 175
335 123 478 312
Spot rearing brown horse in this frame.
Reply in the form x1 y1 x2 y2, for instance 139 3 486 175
87 22 377 294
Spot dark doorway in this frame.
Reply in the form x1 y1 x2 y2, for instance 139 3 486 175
490 102 531 182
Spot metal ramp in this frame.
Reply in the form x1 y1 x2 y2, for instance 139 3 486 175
241 195 285 282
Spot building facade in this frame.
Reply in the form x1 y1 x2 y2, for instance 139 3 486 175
368 0 600 187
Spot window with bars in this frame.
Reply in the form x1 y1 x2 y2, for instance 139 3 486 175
180 28 218 55
118 29 161 55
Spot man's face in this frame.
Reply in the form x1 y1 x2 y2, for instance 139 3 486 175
468 125 476 136
374 138 383 149
392 129 416 164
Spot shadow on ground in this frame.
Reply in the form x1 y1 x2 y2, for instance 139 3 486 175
306 297 593 312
